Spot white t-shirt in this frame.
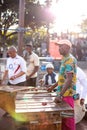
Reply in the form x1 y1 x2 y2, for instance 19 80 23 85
26 52 39 78
76 67 87 100
6 55 26 84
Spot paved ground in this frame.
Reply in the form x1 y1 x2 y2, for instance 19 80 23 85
0 115 87 130
0 117 16 130
76 118 87 130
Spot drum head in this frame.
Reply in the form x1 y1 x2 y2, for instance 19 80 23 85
74 100 85 124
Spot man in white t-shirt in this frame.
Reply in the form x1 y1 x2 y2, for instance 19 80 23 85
76 66 87 105
25 43 39 87
2 46 26 86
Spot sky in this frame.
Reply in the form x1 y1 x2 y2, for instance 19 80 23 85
40 0 87 33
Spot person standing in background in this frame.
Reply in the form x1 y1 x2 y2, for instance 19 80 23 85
1 46 26 86
76 42 83 61
76 66 87 105
25 43 39 87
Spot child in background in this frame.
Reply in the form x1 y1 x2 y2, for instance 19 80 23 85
39 63 58 91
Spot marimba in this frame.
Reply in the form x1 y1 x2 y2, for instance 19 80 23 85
0 86 74 130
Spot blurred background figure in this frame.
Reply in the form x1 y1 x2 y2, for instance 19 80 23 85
76 66 87 105
76 43 83 61
39 63 58 91
25 43 39 87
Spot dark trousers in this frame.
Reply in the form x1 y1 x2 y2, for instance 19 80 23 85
7 81 26 86
26 77 37 87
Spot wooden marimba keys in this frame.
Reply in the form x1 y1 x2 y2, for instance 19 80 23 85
0 86 74 130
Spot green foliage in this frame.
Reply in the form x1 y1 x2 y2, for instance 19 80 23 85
0 9 18 47
0 0 19 47
0 0 55 49
0 0 19 12
25 1 55 30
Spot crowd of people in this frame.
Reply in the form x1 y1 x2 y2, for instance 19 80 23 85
72 37 87 61
0 39 87 130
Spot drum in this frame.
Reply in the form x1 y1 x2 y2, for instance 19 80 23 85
74 100 85 124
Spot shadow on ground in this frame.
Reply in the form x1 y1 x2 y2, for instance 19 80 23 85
0 116 87 130
0 117 16 130
76 119 87 130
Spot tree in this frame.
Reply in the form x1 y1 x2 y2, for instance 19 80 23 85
80 19 87 33
0 0 19 48
25 0 55 52
25 1 55 30
0 0 55 54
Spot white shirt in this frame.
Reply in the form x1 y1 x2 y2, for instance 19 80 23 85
26 52 39 78
6 55 26 84
76 67 87 100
